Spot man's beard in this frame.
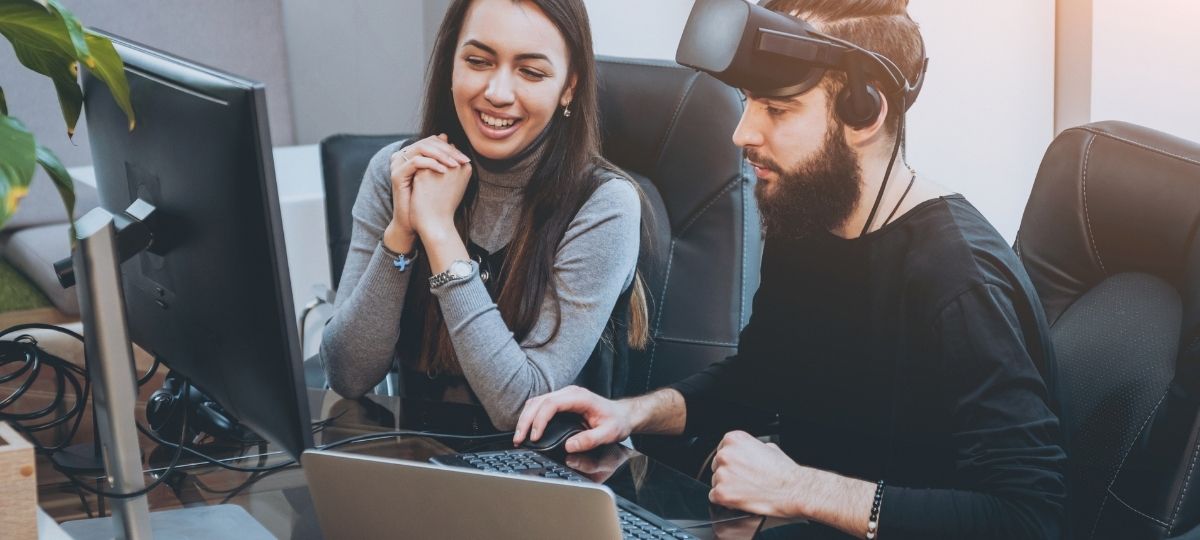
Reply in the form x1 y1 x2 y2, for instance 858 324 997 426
750 122 863 241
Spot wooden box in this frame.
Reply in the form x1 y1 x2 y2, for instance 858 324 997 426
0 422 37 540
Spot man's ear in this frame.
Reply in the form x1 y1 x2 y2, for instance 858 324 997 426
845 93 890 148
560 73 578 108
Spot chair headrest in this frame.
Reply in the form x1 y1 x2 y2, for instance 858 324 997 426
1016 121 1200 334
596 57 746 231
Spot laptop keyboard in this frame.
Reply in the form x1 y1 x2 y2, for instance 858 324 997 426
432 449 698 540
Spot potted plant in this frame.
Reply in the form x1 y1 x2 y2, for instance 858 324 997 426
0 0 135 231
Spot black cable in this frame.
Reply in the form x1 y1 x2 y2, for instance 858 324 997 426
880 115 917 229
1 324 172 459
137 357 161 386
51 373 90 453
0 323 85 342
133 421 294 474
58 381 191 499
133 417 515 475
0 323 191 501
860 129 905 236
75 488 94 519
0 324 516 497
0 334 89 452
882 171 917 228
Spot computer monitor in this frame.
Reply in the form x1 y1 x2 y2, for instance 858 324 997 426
80 31 312 459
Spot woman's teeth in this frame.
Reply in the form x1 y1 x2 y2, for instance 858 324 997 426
481 112 516 128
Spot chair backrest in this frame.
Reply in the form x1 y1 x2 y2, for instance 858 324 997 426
320 133 412 287
595 57 760 397
1015 121 1200 539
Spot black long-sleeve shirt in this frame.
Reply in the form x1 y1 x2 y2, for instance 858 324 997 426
671 195 1067 539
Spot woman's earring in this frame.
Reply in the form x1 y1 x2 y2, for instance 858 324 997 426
563 104 572 118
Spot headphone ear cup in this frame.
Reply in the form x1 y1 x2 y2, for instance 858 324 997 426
146 388 184 440
146 370 191 442
836 83 883 129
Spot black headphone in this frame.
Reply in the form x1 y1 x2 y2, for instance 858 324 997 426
675 0 928 129
147 370 256 445
835 56 885 129
821 32 928 130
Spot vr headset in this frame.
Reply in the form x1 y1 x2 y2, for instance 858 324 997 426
676 0 928 129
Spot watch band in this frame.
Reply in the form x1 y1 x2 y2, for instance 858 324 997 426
429 260 473 288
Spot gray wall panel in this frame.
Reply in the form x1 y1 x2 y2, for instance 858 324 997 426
283 0 452 144
0 0 295 172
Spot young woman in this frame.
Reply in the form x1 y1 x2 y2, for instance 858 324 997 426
321 0 648 430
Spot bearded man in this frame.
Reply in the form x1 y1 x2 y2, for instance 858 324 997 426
514 1 1067 538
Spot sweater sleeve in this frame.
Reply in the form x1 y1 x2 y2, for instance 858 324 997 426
430 178 641 429
321 141 414 399
882 283 1066 540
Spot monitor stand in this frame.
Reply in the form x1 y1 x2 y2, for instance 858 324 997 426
55 207 273 539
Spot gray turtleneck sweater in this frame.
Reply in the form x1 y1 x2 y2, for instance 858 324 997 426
321 139 640 429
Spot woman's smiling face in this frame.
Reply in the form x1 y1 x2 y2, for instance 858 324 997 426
452 0 576 160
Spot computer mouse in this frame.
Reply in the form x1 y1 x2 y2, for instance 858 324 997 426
520 412 587 452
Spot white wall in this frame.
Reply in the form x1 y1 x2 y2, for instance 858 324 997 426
583 0 1056 242
1091 0 1200 142
905 1 1055 241
584 0 693 60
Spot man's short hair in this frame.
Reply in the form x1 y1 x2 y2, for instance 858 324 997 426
762 0 925 137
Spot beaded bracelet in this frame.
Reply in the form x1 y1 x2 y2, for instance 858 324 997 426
866 479 885 539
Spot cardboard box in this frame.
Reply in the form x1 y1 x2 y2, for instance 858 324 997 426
0 422 37 540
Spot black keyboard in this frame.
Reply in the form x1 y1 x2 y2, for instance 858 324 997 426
432 449 698 540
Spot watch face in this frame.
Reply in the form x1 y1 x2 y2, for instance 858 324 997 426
449 260 473 278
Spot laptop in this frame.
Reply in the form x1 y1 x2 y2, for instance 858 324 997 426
303 449 697 540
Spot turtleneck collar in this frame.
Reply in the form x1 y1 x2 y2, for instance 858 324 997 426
473 122 553 189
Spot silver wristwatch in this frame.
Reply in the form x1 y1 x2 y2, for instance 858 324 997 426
429 260 473 288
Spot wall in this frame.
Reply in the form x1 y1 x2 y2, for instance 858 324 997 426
905 1 1056 241
583 0 693 60
0 0 295 169
1090 0 1200 142
582 0 1056 242
282 0 453 144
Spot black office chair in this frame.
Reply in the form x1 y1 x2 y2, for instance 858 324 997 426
1015 121 1200 539
297 134 409 392
321 133 410 290
592 58 760 470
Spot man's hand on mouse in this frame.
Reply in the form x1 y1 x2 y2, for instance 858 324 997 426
514 386 632 453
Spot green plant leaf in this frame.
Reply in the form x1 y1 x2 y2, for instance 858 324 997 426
0 115 38 227
35 143 71 215
9 41 83 135
0 0 85 135
0 1 133 231
0 0 78 61
83 31 134 130
0 1 79 61
47 0 91 65
36 143 75 240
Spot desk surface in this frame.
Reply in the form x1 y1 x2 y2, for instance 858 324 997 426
37 388 795 539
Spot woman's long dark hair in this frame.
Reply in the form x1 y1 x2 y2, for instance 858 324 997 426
408 0 649 377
